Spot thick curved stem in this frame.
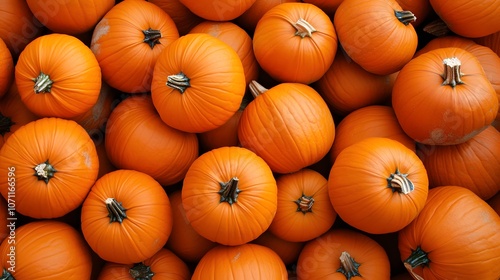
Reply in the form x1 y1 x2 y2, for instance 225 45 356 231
166 72 190 93
293 18 316 38
336 251 362 280
129 263 155 280
403 247 428 280
105 198 127 223
143 28 162 49
218 177 241 205
387 169 414 194
0 268 14 280
248 80 268 99
442 57 464 87
34 161 57 184
395 10 417 26
0 114 15 136
33 72 53 93
295 194 314 214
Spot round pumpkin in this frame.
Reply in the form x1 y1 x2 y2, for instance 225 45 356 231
15 33 102 118
179 0 257 21
398 186 500 280
91 0 179 94
151 33 246 133
0 117 99 219
0 220 92 279
328 137 429 234
392 47 498 145
0 38 13 99
182 146 278 246
148 0 204 36
81 169 173 264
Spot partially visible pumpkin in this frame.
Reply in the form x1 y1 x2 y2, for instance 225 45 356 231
395 0 432 27
179 0 257 21
251 230 305 266
235 0 299 34
302 0 344 17
0 38 13 99
148 0 204 36
0 197 8 243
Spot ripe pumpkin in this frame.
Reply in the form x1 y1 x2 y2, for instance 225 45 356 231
334 0 418 75
81 169 173 264
91 0 179 94
179 0 257 21
238 80 335 174
97 248 191 280
0 117 99 219
0 220 92 279
191 243 288 280
105 95 199 186
392 47 498 145
182 146 278 246
151 33 246 133
328 137 429 234
253 2 337 84
0 197 8 243
251 230 305 266
398 186 500 280
475 31 500 57
15 33 102 118
301 0 344 17
269 168 337 242
148 0 204 36
0 38 13 99
26 0 114 35
296 228 391 279
235 0 299 34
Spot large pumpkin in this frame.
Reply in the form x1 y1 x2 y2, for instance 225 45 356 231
15 33 102 118
178 0 257 21
151 33 246 133
91 0 179 94
392 47 498 145
81 169 173 264
182 146 278 246
328 137 428 234
0 117 99 219
398 186 500 279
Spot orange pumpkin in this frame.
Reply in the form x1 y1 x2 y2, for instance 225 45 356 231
302 0 344 17
81 169 173 264
328 137 428 234
151 33 246 133
0 38 13 99
395 0 432 27
179 0 257 21
235 0 299 34
253 2 337 84
182 146 278 246
251 230 305 266
0 197 8 243
148 0 204 36
475 31 500 57
398 186 500 280
0 117 99 219
15 33 102 118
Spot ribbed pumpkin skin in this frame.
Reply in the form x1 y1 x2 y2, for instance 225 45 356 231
238 82 335 174
151 33 246 133
0 38 13 99
0 117 99 219
179 0 256 21
182 146 278 246
398 186 500 280
417 126 500 201
91 0 179 94
191 243 288 280
15 33 102 118
296 229 391 279
0 220 92 279
251 230 305 265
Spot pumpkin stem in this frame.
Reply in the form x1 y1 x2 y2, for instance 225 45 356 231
129 263 155 280
248 80 268 99
105 198 127 223
336 251 362 280
403 246 428 280
395 10 417 26
293 18 316 38
387 168 414 194
0 113 15 136
166 72 190 93
143 28 162 49
442 57 464 87
33 160 57 184
423 18 451 37
295 194 314 214
218 177 241 205
0 268 14 280
33 72 53 93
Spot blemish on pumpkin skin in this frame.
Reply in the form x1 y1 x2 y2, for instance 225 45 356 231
91 19 110 55
232 252 241 263
82 151 92 168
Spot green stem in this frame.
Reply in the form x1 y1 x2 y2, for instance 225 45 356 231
105 198 127 223
0 268 14 280
387 169 414 194
293 18 316 38
33 160 57 184
403 247 428 280
129 263 155 280
395 10 417 26
166 72 190 93
218 177 241 205
336 251 362 280
442 57 464 87
0 114 15 136
33 72 53 93
295 194 314 214
143 28 162 49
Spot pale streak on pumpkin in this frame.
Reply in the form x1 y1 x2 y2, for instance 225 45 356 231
91 18 110 56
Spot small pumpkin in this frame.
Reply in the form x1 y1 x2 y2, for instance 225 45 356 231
0 38 13 99
179 0 257 21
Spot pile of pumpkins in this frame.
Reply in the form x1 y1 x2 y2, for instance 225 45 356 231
0 0 499 279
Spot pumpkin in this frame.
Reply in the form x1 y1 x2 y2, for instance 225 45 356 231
97 248 191 280
253 2 337 84
269 168 337 242
26 0 114 35
191 243 288 280
0 38 13 99
487 191 500 216
182 146 278 246
0 197 8 243
296 228 391 279
416 125 500 201
0 220 92 279
475 31 500 57
429 0 500 38
334 0 418 75
15 33 102 118
315 50 395 116
251 230 305 266
151 33 246 133
328 137 428 234
301 0 344 17
392 47 498 145
179 0 257 21
398 186 500 280
395 0 432 27
148 0 204 36
91 0 179 94
330 105 416 163
235 0 299 34
238 80 335 174
105 95 199 186
0 117 99 219
81 169 173 264
165 190 217 263
189 21 259 86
